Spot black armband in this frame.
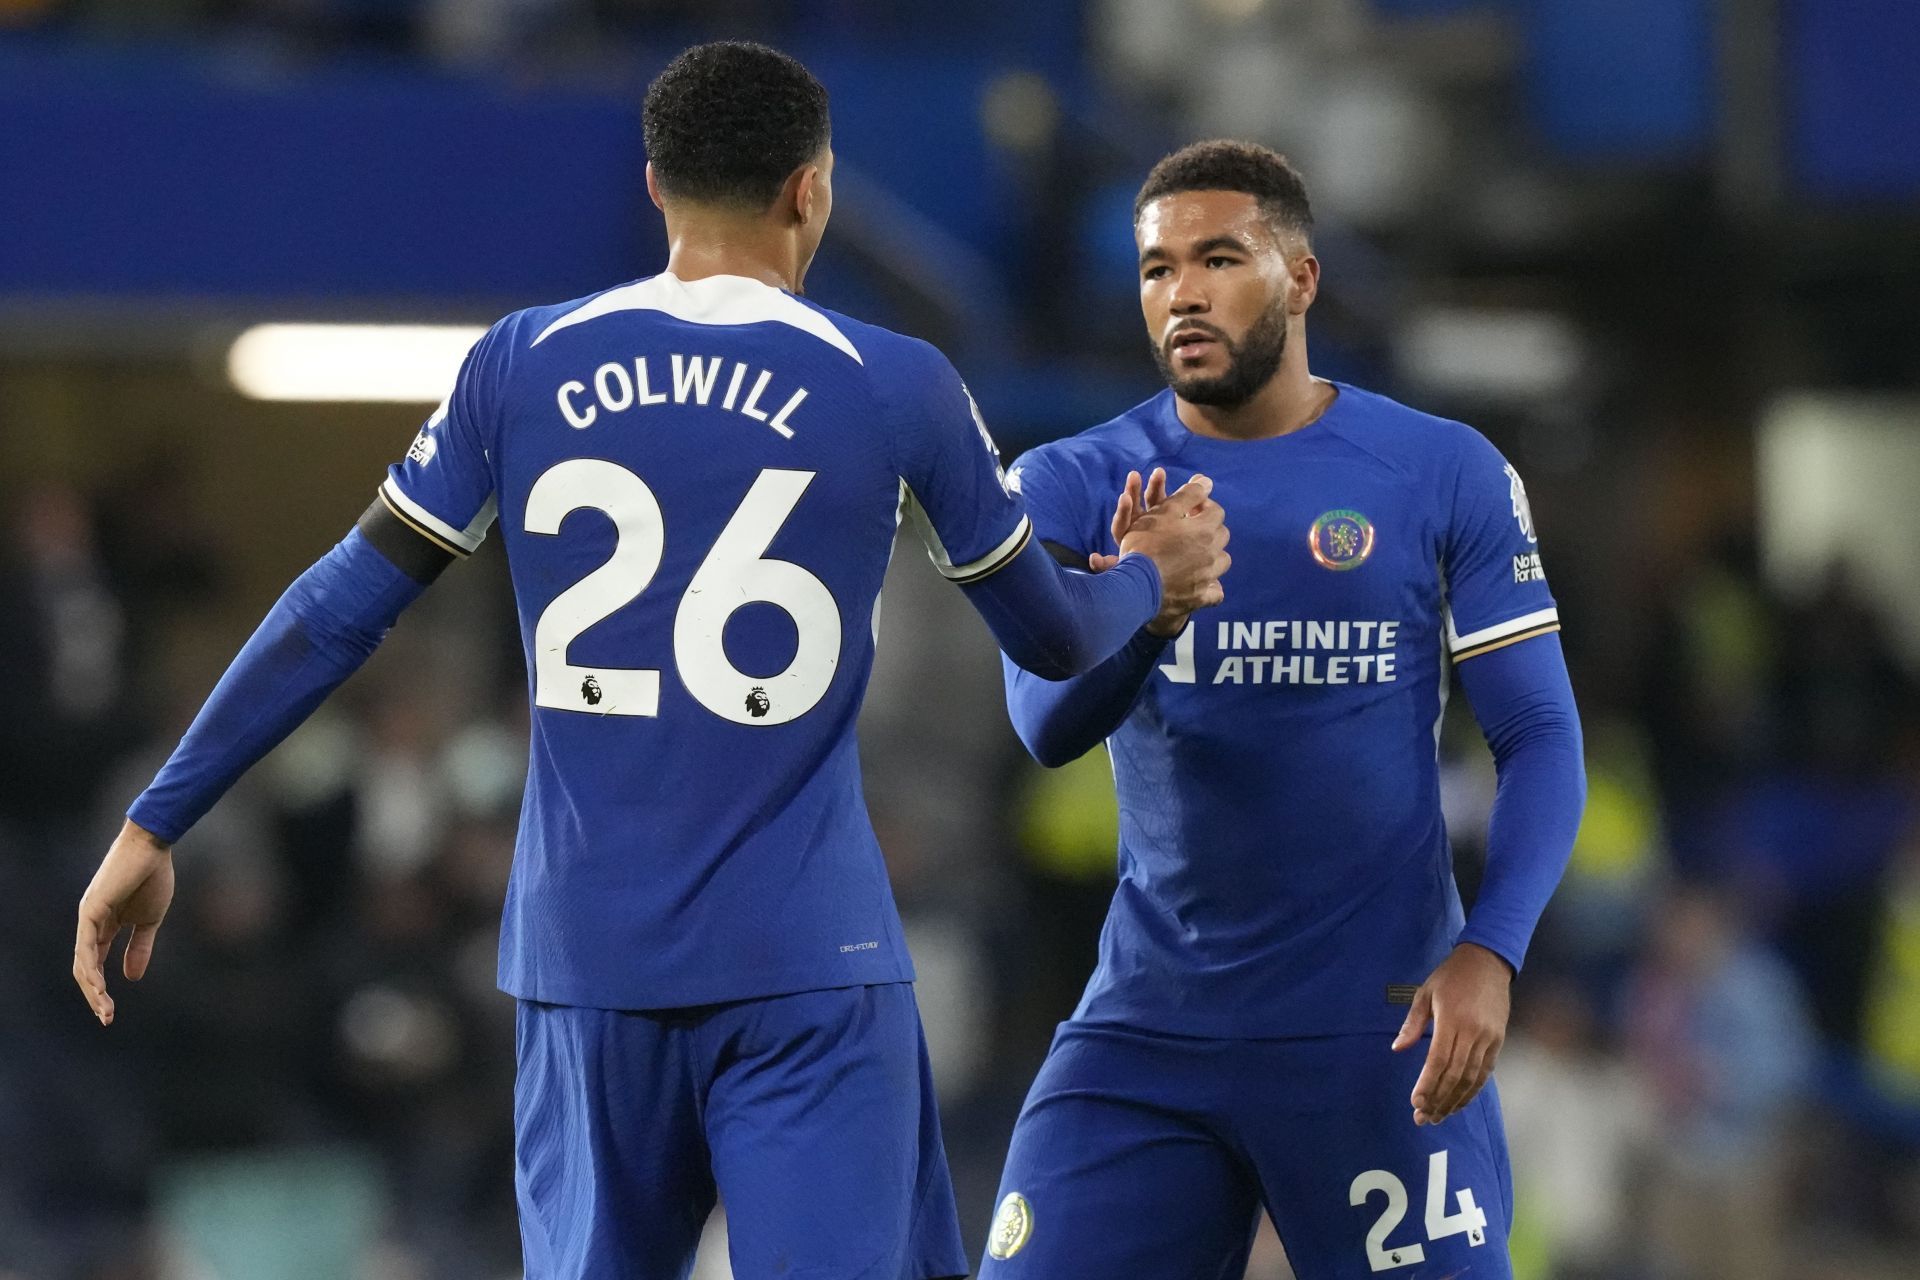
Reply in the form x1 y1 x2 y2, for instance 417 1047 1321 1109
1042 538 1087 569
356 499 456 585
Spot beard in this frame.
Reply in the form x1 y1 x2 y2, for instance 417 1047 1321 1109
1151 300 1289 409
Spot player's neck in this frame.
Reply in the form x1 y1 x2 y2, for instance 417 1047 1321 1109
662 220 806 295
1175 349 1334 442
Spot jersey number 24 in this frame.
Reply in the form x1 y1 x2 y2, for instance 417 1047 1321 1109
1349 1149 1489 1271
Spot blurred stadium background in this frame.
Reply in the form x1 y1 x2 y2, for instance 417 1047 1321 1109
4 1 1920 1277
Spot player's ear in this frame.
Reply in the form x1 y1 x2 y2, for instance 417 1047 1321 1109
644 163 666 212
1287 248 1320 315
786 163 824 227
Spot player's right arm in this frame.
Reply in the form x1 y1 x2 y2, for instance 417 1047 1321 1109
1000 462 1205 767
72 326 505 1026
890 348 1227 682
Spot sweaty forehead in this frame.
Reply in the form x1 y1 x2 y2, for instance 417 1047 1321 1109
1136 190 1275 254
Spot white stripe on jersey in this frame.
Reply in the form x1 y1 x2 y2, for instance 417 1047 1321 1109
529 273 863 365
900 484 1032 583
1447 605 1561 654
380 477 495 554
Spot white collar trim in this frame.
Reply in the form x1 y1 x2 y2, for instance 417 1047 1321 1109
530 273 862 364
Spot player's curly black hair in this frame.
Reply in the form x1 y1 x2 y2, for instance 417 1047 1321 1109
643 42 831 210
1134 140 1314 242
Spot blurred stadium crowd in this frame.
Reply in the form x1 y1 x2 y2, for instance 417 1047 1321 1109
5 1 1920 1279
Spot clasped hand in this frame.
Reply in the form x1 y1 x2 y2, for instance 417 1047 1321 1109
1089 467 1231 634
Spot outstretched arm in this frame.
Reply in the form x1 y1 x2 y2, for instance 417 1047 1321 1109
1000 468 1202 766
129 507 449 841
73 503 451 1025
963 470 1225 684
888 348 1224 685
963 539 1162 684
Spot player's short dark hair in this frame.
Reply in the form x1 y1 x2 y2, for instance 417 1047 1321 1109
643 41 831 210
1134 140 1314 242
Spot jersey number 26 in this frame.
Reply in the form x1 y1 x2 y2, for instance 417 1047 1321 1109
524 459 841 726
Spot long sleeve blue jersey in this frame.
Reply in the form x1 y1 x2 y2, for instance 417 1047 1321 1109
1002 383 1586 1038
133 272 1167 1011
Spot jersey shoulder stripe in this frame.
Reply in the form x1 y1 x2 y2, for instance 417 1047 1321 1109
378 477 494 555
943 518 1032 584
1453 621 1561 661
901 482 1033 583
1449 606 1562 660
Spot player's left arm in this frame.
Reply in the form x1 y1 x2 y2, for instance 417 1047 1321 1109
1393 432 1587 1126
1453 635 1585 978
74 511 455 1026
73 325 504 1027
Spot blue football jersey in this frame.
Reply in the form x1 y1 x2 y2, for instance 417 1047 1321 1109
379 273 1031 1009
1010 384 1560 1038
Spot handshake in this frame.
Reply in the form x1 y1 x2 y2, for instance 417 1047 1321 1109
1091 468 1233 637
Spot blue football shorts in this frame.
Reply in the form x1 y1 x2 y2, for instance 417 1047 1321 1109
514 982 966 1280
979 1020 1513 1280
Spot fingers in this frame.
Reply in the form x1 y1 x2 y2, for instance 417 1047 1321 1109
1416 1046 1487 1124
1424 1040 1476 1125
1143 467 1168 510
73 905 115 1025
1163 473 1214 515
1414 1031 1502 1125
1445 1034 1501 1118
1409 1027 1454 1124
1191 500 1226 541
1108 467 1207 534
124 921 161 982
1113 469 1228 619
1108 474 1139 549
1447 1039 1496 1118
1198 507 1230 606
1391 987 1432 1052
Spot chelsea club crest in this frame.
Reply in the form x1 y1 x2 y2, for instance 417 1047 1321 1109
987 1192 1034 1260
1308 509 1375 571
